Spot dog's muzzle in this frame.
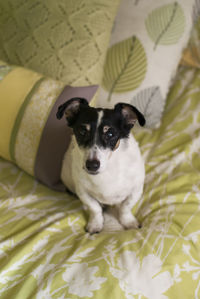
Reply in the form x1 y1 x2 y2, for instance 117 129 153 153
85 159 100 175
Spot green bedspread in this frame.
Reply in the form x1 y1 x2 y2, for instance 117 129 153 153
0 66 200 298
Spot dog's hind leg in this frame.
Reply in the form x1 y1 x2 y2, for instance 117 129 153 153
77 190 104 234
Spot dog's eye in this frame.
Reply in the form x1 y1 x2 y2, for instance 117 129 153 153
106 128 115 139
78 124 91 136
107 131 113 138
79 127 87 136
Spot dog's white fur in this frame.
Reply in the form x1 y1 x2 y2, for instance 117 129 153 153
61 122 145 234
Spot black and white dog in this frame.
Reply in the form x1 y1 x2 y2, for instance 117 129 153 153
57 98 145 234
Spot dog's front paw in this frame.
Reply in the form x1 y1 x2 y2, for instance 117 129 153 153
86 214 104 234
119 214 140 230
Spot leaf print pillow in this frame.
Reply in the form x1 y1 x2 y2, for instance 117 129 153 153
97 0 195 127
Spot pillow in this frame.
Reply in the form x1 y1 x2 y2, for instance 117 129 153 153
0 0 120 86
97 0 195 127
181 17 200 68
0 60 98 191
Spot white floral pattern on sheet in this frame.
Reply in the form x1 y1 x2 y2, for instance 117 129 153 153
110 251 173 299
62 263 107 298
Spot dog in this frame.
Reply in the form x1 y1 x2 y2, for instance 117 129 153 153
56 98 145 234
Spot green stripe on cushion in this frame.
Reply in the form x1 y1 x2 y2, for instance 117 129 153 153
14 78 65 176
9 77 45 162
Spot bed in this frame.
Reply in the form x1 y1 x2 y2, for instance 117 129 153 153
0 1 200 298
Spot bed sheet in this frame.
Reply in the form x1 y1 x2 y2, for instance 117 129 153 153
0 66 200 298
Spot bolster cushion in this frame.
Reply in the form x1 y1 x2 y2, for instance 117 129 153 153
0 60 98 190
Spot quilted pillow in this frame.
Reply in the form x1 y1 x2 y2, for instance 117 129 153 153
97 0 195 127
0 61 98 190
0 0 120 86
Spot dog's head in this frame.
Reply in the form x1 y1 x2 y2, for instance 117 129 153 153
56 98 145 175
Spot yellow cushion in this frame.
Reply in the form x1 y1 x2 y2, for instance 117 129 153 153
0 67 42 160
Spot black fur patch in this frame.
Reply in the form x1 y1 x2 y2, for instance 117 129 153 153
72 107 133 150
72 106 98 148
97 109 123 150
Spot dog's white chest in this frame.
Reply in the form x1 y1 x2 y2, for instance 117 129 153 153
86 172 135 205
85 158 143 205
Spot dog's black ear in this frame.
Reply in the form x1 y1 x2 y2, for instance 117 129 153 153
114 103 145 127
56 97 88 126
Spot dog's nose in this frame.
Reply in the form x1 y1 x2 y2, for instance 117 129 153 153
86 159 100 173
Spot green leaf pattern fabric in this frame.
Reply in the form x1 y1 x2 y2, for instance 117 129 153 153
0 66 200 298
145 2 185 50
97 0 195 128
102 36 147 101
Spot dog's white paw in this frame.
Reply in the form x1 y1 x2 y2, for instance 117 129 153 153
119 213 140 230
86 214 104 234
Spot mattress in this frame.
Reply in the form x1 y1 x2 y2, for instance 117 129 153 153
0 66 200 298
